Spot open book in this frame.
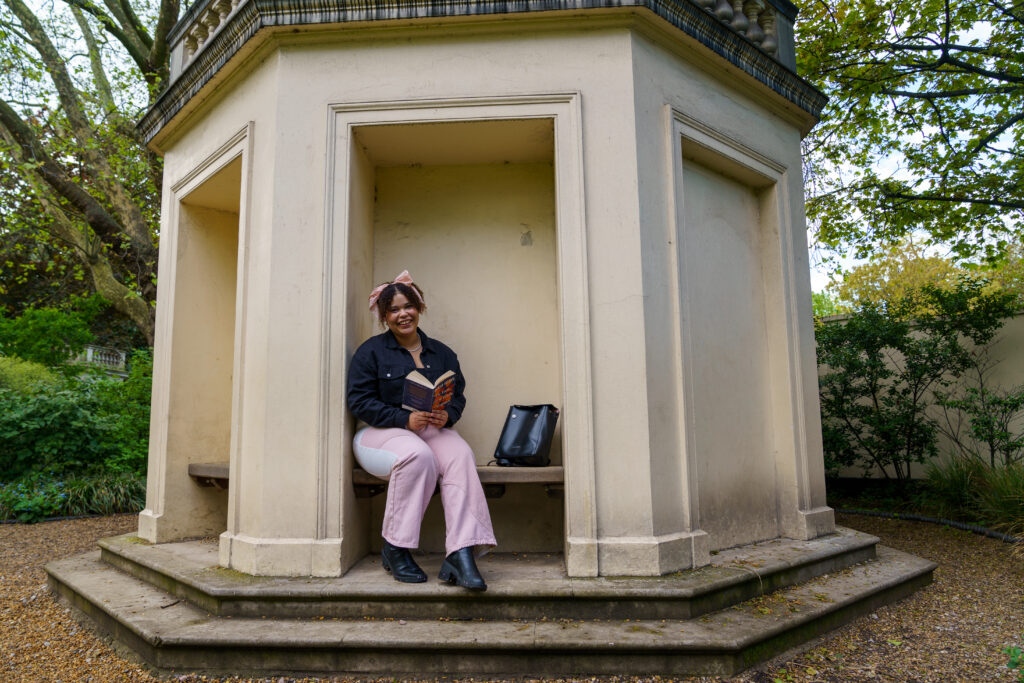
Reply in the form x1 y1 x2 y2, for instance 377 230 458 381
401 369 457 412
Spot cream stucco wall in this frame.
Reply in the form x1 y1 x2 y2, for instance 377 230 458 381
139 180 239 541
142 16 831 576
368 161 564 553
372 162 561 463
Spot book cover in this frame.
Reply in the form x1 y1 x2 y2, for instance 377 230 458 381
402 369 457 412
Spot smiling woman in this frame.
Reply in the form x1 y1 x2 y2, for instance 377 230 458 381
346 271 496 591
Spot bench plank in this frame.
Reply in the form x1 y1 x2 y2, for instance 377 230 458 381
188 463 564 489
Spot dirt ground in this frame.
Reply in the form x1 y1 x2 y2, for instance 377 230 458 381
1 512 1021 682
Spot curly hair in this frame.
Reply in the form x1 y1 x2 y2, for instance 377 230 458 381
374 281 426 328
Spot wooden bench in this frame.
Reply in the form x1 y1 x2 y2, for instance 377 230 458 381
187 462 563 498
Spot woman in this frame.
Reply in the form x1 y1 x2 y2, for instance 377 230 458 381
347 271 496 591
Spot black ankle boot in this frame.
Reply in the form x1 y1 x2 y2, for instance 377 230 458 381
381 540 427 583
438 547 487 591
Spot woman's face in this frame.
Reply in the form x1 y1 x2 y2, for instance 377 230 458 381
385 292 420 340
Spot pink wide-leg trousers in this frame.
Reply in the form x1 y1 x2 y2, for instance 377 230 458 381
353 425 496 555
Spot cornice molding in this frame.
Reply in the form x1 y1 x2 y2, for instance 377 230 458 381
139 0 826 145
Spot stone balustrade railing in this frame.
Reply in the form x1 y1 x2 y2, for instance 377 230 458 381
169 0 795 77
182 0 241 60
76 345 128 371
146 0 818 145
697 0 779 57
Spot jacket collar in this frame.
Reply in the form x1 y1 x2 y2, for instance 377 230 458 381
383 328 435 353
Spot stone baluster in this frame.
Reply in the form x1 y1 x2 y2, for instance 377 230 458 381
743 0 765 45
202 10 221 37
191 22 209 52
729 0 749 33
713 0 733 21
214 0 234 21
758 8 778 56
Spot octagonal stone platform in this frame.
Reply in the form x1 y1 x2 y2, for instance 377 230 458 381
47 527 934 677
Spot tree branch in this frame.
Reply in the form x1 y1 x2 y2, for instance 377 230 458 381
5 0 155 259
59 0 150 75
881 188 1024 211
117 0 153 50
0 99 126 247
879 86 1023 99
147 0 179 85
70 6 116 113
969 111 1024 155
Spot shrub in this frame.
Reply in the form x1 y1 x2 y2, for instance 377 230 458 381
61 473 146 517
0 476 66 523
0 473 145 522
816 279 1018 482
919 458 1024 541
0 355 58 393
0 305 95 367
0 386 114 480
937 382 1024 468
977 463 1024 534
88 349 153 476
922 458 988 520
817 304 948 481
0 348 152 481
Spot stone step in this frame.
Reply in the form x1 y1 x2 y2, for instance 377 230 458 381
97 527 879 620
47 546 935 678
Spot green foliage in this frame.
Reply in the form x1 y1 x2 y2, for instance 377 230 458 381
977 463 1024 534
0 354 57 392
0 303 95 367
0 474 65 522
811 291 843 318
1006 641 1024 682
816 280 1017 480
830 240 1014 312
921 458 987 520
0 386 114 480
938 384 1024 467
0 348 152 480
0 0 172 343
61 473 146 517
817 304 936 479
798 0 1024 264
0 472 145 522
90 349 153 475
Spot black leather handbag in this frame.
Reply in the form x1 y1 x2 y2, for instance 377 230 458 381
493 404 559 467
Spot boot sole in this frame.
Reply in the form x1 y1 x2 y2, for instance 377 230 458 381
439 562 487 591
381 555 427 583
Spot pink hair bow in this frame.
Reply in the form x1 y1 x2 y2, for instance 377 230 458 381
368 270 419 314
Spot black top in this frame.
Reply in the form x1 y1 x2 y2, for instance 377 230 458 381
346 328 467 429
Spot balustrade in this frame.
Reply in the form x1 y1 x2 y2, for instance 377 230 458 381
183 0 242 61
176 0 783 74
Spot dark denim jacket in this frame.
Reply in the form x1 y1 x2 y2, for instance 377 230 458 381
346 329 467 429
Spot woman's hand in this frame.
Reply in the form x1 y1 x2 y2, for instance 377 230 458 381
428 410 448 427
407 411 433 431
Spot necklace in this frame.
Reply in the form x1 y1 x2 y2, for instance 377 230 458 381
403 343 422 354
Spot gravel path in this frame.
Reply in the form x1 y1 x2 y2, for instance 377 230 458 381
1 513 1021 682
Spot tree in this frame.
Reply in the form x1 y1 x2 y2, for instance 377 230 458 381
798 0 1024 265
829 238 1024 313
816 279 1018 481
812 290 845 317
0 0 179 344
